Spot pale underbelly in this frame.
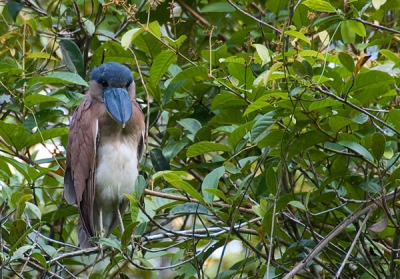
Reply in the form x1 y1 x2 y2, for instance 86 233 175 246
95 142 139 205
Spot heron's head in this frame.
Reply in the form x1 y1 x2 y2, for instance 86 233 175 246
90 62 134 126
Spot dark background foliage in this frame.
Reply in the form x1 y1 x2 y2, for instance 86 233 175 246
1 0 400 278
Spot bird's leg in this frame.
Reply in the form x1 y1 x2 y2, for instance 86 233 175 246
117 207 125 234
99 205 105 237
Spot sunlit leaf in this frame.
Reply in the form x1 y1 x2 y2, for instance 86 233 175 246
285 30 311 45
302 0 336 12
252 44 271 66
26 52 59 61
372 0 387 10
121 28 143 49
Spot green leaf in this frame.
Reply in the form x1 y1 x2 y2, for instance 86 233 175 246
201 2 236 13
251 110 282 143
338 52 355 73
91 41 135 66
1 156 30 182
379 49 399 63
177 118 202 135
121 28 143 49
167 180 206 204
338 140 375 162
7 1 24 21
9 222 39 256
228 63 254 88
289 131 330 158
126 194 140 223
41 207 77 223
348 20 366 37
288 201 306 211
98 238 122 251
359 181 381 194
341 20 356 44
285 30 311 45
171 66 209 83
202 166 225 204
150 50 177 86
121 221 140 249
24 94 64 107
28 72 88 87
153 170 188 182
59 39 84 76
351 70 394 93
309 99 342 111
329 116 354 133
302 0 336 12
162 140 189 161
252 44 271 66
175 263 197 278
211 91 247 110
10 245 35 262
204 188 229 204
371 132 386 160
83 19 95 35
25 202 42 220
134 175 147 200
170 202 209 215
146 21 162 38
25 127 69 147
8 219 26 248
0 121 28 151
372 0 387 10
243 93 288 116
187 142 232 157
300 50 326 61
150 148 170 172
389 109 400 131
164 35 187 50
26 52 58 61
293 59 313 77
252 199 268 218
229 121 256 149
31 252 47 268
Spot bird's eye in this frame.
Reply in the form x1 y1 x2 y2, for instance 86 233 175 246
126 81 131 88
101 80 108 88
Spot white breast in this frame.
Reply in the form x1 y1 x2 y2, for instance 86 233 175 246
95 142 139 205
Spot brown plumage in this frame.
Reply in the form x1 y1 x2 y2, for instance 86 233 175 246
64 62 145 248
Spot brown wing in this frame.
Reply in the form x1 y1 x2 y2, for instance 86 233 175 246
64 96 98 247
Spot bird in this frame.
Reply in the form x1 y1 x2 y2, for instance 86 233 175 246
64 62 145 248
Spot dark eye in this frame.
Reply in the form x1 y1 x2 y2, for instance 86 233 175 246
100 80 108 87
126 81 131 88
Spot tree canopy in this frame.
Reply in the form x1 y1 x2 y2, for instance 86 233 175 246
1 0 400 278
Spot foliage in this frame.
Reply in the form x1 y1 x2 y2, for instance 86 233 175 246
1 0 400 278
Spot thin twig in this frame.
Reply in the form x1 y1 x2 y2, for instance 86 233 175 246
283 187 400 278
227 0 282 34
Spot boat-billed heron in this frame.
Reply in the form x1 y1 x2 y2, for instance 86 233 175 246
64 62 145 248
